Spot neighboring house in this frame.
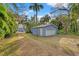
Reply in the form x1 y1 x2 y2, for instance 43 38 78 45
31 24 58 36
17 24 25 32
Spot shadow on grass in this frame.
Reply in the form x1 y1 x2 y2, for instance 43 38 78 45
62 46 75 56
0 40 20 56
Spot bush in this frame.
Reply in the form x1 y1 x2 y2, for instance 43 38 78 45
0 4 17 39
25 22 37 33
7 12 18 34
25 22 32 33
57 29 67 34
0 28 5 39
0 18 10 36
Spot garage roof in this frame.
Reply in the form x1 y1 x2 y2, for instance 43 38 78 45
32 24 57 29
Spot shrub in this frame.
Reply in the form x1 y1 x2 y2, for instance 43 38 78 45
0 28 5 39
25 22 32 33
25 22 37 33
0 19 11 38
0 4 17 38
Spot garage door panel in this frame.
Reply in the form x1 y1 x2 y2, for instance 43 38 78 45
46 30 56 36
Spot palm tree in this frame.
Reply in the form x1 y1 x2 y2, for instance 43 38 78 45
29 3 43 23
50 4 72 33
40 14 51 23
51 3 79 33
69 3 79 32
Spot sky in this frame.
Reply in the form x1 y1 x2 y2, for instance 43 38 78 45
17 3 55 17
11 3 68 19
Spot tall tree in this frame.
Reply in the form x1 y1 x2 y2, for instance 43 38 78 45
29 3 43 23
69 3 79 32
40 14 51 24
51 3 72 33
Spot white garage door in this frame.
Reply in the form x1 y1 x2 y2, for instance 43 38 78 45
40 28 43 36
46 29 56 36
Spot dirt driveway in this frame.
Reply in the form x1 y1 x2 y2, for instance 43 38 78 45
14 33 79 56
0 33 79 56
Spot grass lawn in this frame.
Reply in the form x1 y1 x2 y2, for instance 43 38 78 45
0 33 79 56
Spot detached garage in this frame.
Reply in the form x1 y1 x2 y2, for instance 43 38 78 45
31 24 58 36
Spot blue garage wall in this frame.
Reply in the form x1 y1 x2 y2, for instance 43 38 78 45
31 28 40 36
31 24 58 36
31 28 37 35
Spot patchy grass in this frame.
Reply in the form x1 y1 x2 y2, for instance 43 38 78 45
24 33 79 56
0 33 20 56
0 33 79 56
25 34 60 48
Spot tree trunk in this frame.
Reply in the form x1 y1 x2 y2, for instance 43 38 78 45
68 9 72 33
36 10 38 24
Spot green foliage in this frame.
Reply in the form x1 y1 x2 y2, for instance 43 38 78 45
29 3 43 23
25 21 38 33
25 22 32 33
0 18 10 37
0 28 5 39
57 29 66 34
50 19 59 26
0 4 17 39
7 12 17 34
40 15 51 24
